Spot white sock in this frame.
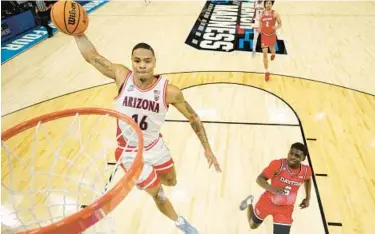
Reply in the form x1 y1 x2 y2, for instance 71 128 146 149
265 69 269 73
246 198 253 206
175 216 185 225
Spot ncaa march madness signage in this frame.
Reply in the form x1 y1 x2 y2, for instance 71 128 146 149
185 0 287 54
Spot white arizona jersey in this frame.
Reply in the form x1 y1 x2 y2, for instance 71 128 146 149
254 1 264 28
114 71 169 148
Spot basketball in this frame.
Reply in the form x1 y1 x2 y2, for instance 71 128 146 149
50 1 89 36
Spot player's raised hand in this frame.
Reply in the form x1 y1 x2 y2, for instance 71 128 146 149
299 198 310 209
204 149 222 172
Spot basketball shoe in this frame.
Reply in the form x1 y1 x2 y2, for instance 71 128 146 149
176 216 198 234
265 72 270 81
239 195 254 211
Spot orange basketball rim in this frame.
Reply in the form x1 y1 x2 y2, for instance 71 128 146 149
1 108 144 234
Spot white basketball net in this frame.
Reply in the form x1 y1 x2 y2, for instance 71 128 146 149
1 112 140 234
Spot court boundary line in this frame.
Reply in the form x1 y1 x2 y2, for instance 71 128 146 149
166 119 299 127
163 70 374 97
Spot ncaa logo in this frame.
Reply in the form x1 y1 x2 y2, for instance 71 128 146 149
154 90 161 101
128 84 134 91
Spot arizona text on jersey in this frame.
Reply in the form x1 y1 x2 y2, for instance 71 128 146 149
114 71 169 148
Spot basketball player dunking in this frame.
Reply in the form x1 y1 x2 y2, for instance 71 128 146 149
74 34 221 234
239 143 312 234
252 0 264 57
259 0 282 81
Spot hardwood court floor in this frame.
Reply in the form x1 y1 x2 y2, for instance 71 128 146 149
2 1 375 115
2 1 375 233
2 72 375 234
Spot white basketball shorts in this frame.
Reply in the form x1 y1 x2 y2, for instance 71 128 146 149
115 136 174 190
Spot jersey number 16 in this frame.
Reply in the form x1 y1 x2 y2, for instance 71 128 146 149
132 114 148 130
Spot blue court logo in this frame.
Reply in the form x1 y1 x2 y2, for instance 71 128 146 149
185 0 287 54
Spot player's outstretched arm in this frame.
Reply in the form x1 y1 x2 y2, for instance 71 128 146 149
167 84 221 172
304 178 311 200
74 34 129 87
275 12 282 30
299 178 311 209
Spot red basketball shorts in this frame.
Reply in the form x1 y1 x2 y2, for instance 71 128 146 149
253 194 294 225
261 33 276 48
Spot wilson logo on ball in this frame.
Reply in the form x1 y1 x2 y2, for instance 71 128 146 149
51 1 89 35
68 3 77 25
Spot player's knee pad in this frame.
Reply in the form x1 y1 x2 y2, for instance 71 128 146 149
273 224 291 234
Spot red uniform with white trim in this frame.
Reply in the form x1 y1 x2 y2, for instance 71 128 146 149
260 10 277 47
114 71 173 189
253 159 312 225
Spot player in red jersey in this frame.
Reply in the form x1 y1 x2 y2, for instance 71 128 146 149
259 0 282 81
239 142 312 234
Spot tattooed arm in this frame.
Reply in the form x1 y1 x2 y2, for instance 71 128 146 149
74 34 129 88
167 84 221 172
